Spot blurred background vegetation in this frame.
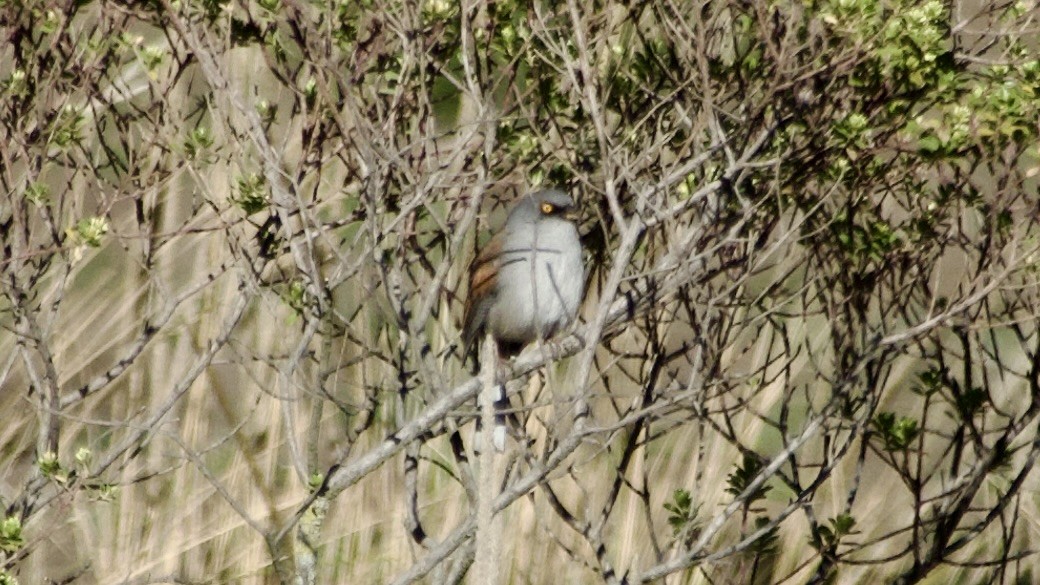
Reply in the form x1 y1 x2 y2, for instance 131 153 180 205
2 0 1040 583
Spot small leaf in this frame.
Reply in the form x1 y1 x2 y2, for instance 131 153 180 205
874 412 920 451
663 488 700 546
0 517 23 553
726 453 772 504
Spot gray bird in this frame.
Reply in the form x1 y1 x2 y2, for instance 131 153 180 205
462 189 584 449
463 189 584 356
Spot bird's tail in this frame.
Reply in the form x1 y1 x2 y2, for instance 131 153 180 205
475 383 510 453
492 383 509 451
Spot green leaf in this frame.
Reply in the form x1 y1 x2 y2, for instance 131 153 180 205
749 516 780 555
874 412 920 451
956 387 988 419
233 174 268 215
917 134 942 154
726 453 772 504
0 517 23 553
664 488 700 547
831 513 856 537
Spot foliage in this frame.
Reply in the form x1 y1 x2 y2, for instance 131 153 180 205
664 488 701 547
0 518 23 555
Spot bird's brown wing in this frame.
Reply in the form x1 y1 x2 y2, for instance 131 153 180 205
462 233 502 354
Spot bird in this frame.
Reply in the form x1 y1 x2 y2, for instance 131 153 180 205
462 188 584 449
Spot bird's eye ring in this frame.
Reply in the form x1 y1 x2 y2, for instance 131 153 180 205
540 202 554 214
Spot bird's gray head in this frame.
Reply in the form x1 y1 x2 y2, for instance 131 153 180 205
507 189 577 226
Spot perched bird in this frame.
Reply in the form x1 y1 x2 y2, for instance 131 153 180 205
462 188 584 449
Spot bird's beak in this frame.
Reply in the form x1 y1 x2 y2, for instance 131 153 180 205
564 207 580 222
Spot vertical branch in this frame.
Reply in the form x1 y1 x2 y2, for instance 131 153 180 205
474 333 502 584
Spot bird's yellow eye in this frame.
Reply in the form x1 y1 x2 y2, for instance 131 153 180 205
540 202 554 214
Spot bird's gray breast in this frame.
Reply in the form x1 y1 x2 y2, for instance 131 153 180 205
487 218 583 344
